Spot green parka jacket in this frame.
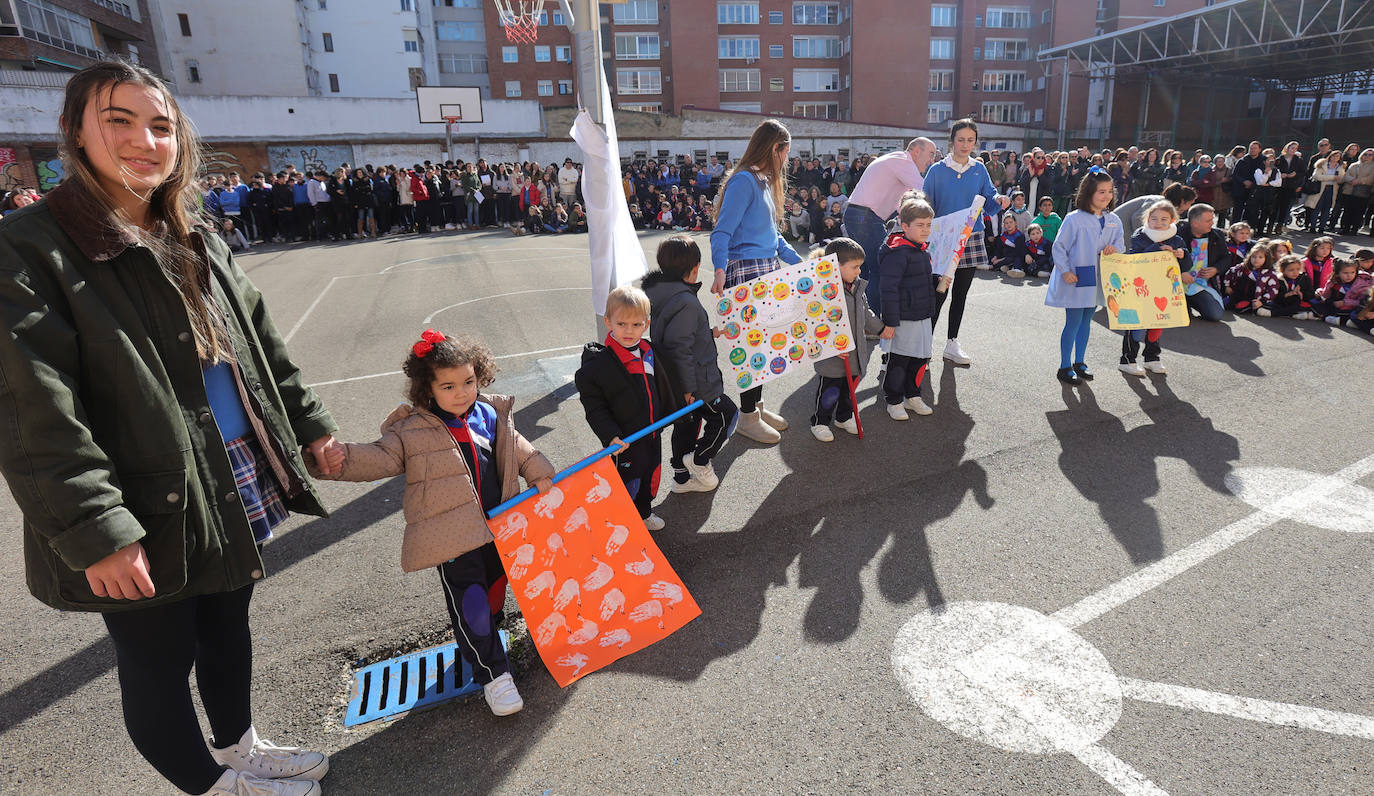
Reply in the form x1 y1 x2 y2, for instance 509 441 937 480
0 181 337 612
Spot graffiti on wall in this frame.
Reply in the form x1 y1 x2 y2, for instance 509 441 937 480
202 149 245 176
31 149 64 192
267 144 353 175
0 148 21 192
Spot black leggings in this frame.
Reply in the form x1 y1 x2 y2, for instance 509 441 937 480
101 584 255 795
739 385 762 414
931 267 976 340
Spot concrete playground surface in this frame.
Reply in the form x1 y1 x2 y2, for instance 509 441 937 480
1 228 1372 795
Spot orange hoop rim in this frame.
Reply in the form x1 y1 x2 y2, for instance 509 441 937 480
495 0 543 43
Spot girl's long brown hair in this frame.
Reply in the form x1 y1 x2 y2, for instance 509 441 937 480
59 60 233 363
714 118 790 223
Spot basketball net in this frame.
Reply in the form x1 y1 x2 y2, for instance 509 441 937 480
496 0 544 44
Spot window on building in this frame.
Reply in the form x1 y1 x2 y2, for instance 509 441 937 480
619 102 662 112
719 68 761 92
186 60 200 83
793 2 839 24
612 0 657 24
404 40 418 52
177 12 190 36
556 45 571 61
719 36 760 59
985 6 1031 28
436 21 481 40
502 45 518 62
928 70 954 92
792 36 842 58
1041 9 1051 23
1034 108 1044 122
793 101 839 119
721 101 763 112
400 0 411 9
769 77 784 91
318 0 326 9
769 10 783 23
617 68 662 94
1154 0 1165 5
931 5 956 26
537 79 553 96
434 0 482 5
1292 99 1313 120
505 80 521 97
535 45 551 61
558 79 573 94
322 32 333 51
974 46 981 59
928 102 954 124
1337 100 1352 118
929 38 953 60
438 53 488 73
767 44 783 58
982 70 1027 92
615 33 660 59
792 68 840 92
983 38 1030 60
981 101 1025 123
328 73 340 92
718 2 760 24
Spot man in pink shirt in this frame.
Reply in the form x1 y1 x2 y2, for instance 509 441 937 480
843 137 938 308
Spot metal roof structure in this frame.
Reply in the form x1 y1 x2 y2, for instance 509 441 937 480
1039 0 1374 90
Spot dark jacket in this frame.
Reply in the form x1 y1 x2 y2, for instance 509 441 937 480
878 232 936 325
814 276 884 379
0 182 336 612
575 341 682 447
271 182 295 211
993 230 1027 264
1175 221 1229 293
1128 228 1193 273
1272 274 1316 309
642 273 725 403
347 176 374 208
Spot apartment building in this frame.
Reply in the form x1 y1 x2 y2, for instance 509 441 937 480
1 0 161 79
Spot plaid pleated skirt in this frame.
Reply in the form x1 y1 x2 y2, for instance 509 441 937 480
957 233 989 270
725 257 782 288
226 435 289 543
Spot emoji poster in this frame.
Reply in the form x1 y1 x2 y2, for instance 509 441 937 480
715 254 855 391
487 458 701 687
1099 251 1191 331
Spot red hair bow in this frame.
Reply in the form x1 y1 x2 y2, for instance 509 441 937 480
412 328 446 358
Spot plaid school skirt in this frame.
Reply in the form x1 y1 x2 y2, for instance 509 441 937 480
725 257 782 288
957 233 989 270
226 435 289 543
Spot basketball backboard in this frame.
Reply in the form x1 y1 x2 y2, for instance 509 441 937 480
416 86 484 124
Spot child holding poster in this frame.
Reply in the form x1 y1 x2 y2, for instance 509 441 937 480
308 331 555 717
576 286 681 530
1119 200 1191 376
808 237 889 441
1046 169 1124 385
879 195 949 419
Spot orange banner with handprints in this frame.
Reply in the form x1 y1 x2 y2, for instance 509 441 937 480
487 458 701 686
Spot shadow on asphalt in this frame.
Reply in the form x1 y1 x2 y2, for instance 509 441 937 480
1091 308 1268 377
0 478 403 737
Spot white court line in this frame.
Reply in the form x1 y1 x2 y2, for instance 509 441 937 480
284 276 339 343
1052 451 1374 628
379 251 582 273
1070 745 1169 796
423 287 590 324
306 345 582 388
1118 678 1374 741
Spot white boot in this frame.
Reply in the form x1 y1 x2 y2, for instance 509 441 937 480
736 409 781 444
756 401 789 431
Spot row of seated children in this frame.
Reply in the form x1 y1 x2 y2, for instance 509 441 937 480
986 194 1060 279
1223 234 1374 328
631 197 714 232
518 202 589 235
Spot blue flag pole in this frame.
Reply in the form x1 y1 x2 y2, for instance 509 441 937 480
486 399 704 519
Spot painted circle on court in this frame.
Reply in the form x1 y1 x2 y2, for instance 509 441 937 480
814 324 831 340
791 321 808 339
827 306 844 323
752 281 769 299
821 282 839 301
770 333 788 350
788 344 805 361
723 321 741 340
746 328 764 347
716 298 733 316
733 285 750 302
797 277 815 294
807 301 824 318
773 282 790 301
1224 466 1374 533
736 372 752 389
893 601 1123 756
741 305 757 323
749 352 767 370
769 357 787 374
729 347 747 366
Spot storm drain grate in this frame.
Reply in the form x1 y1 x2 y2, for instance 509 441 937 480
344 632 509 726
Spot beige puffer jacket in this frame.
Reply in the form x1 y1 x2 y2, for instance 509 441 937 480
310 394 554 572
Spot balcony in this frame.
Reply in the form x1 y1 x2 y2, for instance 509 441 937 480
0 67 74 88
22 29 105 60
90 0 134 19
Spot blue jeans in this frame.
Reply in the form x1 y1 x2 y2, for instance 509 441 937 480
1186 290 1224 322
466 198 480 227
843 203 889 310
1310 191 1334 233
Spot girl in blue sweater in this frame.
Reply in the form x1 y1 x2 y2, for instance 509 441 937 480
1045 169 1124 385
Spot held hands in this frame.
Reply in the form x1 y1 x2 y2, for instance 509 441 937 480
936 276 953 294
85 541 155 601
533 477 553 495
307 434 344 476
710 269 726 296
880 326 896 339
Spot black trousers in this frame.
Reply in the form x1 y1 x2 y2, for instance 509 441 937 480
437 543 509 686
883 355 929 404
312 203 333 239
1120 329 1163 363
670 394 738 480
739 385 763 414
810 374 853 425
102 584 256 795
932 267 976 339
615 436 662 519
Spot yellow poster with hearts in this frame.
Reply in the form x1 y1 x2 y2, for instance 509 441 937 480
487 458 701 686
716 254 856 391
1099 251 1191 331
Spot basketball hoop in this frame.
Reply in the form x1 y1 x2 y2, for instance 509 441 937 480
443 116 462 126
495 0 545 44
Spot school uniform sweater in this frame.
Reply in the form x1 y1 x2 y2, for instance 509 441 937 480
923 156 1003 233
709 170 802 270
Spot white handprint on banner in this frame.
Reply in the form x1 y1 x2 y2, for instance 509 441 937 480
599 628 631 648
648 581 684 607
628 599 665 629
604 521 629 556
494 512 527 542
553 578 581 611
585 471 612 503
535 613 567 646
623 548 654 576
555 652 589 677
523 570 556 600
599 588 626 621
532 487 564 519
562 506 590 534
542 532 567 566
567 616 599 645
505 543 535 579
582 557 614 591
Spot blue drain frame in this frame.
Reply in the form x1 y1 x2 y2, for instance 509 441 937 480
345 631 510 726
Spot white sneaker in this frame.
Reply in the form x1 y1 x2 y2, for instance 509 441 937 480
1118 362 1146 376
943 339 971 365
670 474 714 493
1008 268 1026 279
834 416 859 436
903 396 933 416
1036 270 1051 279
887 403 909 421
810 424 834 442
999 264 1011 273
684 457 720 490
445 223 456 230
1325 315 1341 326
756 402 789 431
1143 360 1167 374
210 726 328 782
975 262 994 271
1256 307 1273 317
736 409 781 444
1294 311 1315 320
643 513 665 531
206 768 320 796
483 672 524 716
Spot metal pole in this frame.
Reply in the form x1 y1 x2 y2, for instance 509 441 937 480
444 119 453 161
1057 57 1071 151
572 0 607 125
